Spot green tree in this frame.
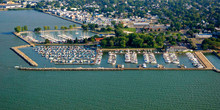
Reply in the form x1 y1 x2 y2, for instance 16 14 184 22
47 26 50 30
44 26 48 30
88 23 96 30
26 4 31 8
107 27 113 31
69 25 73 29
24 25 28 31
54 26 58 30
109 40 114 47
67 39 73 44
83 38 88 43
74 37 78 43
34 27 41 32
111 21 116 26
81 25 88 30
45 39 50 44
22 27 25 31
120 40 126 48
14 26 21 33
132 37 144 47
91 38 95 43
177 36 182 42
61 26 65 30
100 40 107 47
73 24 76 27
115 29 125 37
100 28 106 32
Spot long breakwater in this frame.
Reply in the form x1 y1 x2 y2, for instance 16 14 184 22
11 45 38 66
18 67 214 71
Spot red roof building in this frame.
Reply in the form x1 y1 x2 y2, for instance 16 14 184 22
95 38 104 42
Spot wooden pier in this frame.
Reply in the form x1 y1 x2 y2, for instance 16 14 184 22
11 45 38 67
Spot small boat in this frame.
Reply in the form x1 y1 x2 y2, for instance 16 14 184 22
142 63 147 68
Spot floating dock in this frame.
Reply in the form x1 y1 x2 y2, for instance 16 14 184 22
11 45 38 67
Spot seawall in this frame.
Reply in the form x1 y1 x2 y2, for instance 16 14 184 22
17 67 213 71
13 32 35 47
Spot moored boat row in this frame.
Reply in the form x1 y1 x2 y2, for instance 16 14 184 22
148 53 157 64
124 50 138 64
186 52 204 68
95 50 103 65
163 52 179 64
108 52 117 65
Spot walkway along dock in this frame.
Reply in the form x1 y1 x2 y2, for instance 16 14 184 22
11 45 38 67
194 52 215 69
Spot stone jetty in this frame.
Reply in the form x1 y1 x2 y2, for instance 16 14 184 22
11 45 38 66
13 32 35 47
17 67 213 71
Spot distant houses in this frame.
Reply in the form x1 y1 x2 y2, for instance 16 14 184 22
0 1 36 9
47 8 166 29
0 4 22 9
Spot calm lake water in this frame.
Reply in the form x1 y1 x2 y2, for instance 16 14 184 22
0 10 220 110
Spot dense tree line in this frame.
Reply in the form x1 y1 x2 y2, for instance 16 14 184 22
101 31 169 48
202 38 220 50
14 25 28 33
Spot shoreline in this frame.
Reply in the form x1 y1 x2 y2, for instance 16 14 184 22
9 10 219 72
39 10 84 25
17 67 219 72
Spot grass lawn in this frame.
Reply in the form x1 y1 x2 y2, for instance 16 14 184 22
123 28 136 33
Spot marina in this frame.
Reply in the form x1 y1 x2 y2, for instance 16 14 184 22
163 52 180 64
108 52 117 65
33 46 96 65
15 46 217 72
186 52 204 68
20 29 95 44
